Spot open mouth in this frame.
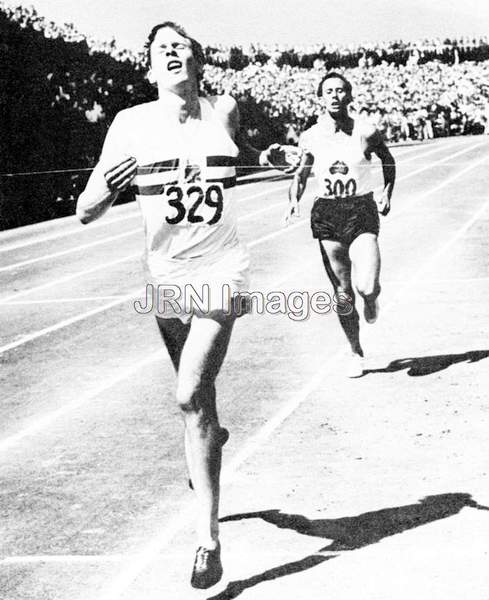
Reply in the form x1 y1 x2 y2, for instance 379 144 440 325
167 60 183 72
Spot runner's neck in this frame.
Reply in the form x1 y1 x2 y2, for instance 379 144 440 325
158 86 201 123
319 112 354 135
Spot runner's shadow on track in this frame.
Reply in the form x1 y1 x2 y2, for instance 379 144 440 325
210 493 488 599
363 349 489 377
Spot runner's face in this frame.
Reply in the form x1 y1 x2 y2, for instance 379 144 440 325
321 78 351 115
148 27 199 89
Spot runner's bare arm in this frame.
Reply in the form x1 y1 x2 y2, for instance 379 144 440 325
76 113 137 224
285 151 314 225
212 95 303 172
368 129 396 216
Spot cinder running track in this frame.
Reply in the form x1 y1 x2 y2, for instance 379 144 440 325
0 136 488 600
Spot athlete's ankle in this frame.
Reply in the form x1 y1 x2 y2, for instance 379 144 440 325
350 345 363 357
197 535 219 551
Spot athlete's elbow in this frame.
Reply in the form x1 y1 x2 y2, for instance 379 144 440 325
75 204 88 224
76 202 96 225
78 213 92 225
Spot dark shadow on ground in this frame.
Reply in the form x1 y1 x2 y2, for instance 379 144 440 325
207 553 334 599
363 350 489 377
210 493 488 599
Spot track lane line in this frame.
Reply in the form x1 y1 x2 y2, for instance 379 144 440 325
389 146 489 221
0 145 427 256
0 349 164 453
0 189 291 273
0 211 140 255
1 141 487 354
2 163 489 445
0 173 286 257
0 187 291 304
0 555 127 565
0 138 472 286
0 139 466 269
96 180 489 600
391 139 468 166
0 222 307 357
0 295 129 305
0 253 142 305
0 229 142 273
0 266 306 451
0 288 145 356
251 139 489 246
373 138 487 195
0 181 290 272
1 161 488 589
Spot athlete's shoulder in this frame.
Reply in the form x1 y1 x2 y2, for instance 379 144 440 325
110 101 159 126
123 100 159 115
207 93 237 109
301 122 321 137
298 124 319 149
206 94 238 116
354 117 379 141
205 93 238 134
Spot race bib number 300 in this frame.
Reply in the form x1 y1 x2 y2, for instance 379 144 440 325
322 178 357 198
164 183 225 226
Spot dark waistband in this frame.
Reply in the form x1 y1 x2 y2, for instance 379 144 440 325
315 191 374 203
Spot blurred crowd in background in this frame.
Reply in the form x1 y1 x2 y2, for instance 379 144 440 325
1 2 489 228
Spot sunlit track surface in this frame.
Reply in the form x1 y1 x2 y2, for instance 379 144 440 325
1 136 489 600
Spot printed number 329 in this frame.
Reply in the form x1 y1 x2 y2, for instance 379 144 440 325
165 184 224 225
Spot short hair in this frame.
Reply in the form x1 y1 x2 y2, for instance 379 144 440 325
145 21 205 82
317 72 353 98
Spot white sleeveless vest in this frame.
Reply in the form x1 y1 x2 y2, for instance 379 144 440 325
122 97 247 280
300 117 372 199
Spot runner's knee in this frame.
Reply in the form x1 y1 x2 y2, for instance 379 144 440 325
176 378 213 414
335 284 354 303
356 281 380 300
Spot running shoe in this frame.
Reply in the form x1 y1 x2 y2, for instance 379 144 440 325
190 542 223 589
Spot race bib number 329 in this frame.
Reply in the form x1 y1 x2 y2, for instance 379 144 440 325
164 183 224 226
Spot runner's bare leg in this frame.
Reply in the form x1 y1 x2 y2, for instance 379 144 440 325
175 315 234 548
319 240 363 356
349 232 381 323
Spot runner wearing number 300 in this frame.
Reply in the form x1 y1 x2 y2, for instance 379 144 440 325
76 22 301 590
286 72 396 378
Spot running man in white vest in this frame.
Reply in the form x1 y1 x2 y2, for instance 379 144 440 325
286 72 396 378
76 22 301 590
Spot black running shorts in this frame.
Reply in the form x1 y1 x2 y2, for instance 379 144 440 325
310 192 380 245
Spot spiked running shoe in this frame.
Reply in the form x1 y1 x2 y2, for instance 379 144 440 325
190 543 223 589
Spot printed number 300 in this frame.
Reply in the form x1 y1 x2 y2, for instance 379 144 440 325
165 184 224 225
323 178 357 197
